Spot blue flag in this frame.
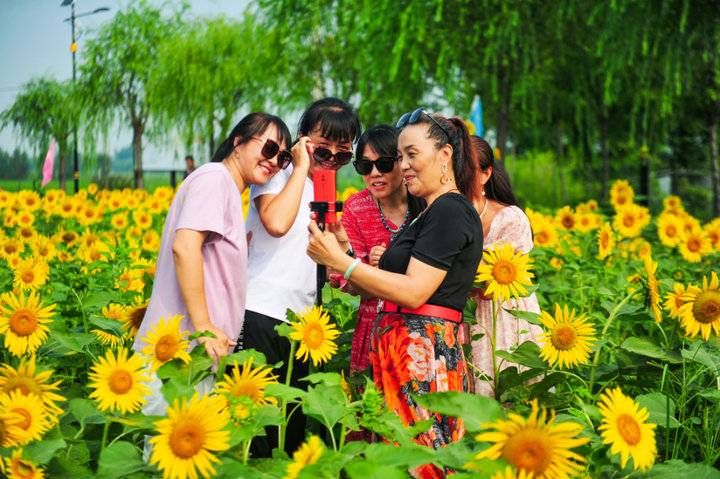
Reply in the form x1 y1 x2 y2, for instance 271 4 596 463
470 95 484 138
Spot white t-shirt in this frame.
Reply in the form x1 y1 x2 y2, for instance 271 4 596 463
245 164 316 321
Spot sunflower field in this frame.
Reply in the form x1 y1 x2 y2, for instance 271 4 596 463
0 179 718 479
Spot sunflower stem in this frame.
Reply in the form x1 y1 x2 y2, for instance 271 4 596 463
100 419 111 453
242 439 252 464
491 300 499 398
588 292 633 393
279 339 297 453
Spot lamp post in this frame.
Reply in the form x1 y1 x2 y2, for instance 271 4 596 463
60 1 109 193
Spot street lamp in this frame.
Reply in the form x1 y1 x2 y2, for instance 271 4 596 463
60 0 110 193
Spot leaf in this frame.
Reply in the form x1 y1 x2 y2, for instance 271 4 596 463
24 438 67 465
302 383 347 430
45 331 96 354
495 340 546 369
636 393 680 428
649 460 720 478
344 461 409 479
82 291 117 309
265 383 307 402
69 398 106 427
302 372 344 386
363 442 437 468
413 392 502 432
620 337 681 363
97 441 147 479
681 341 720 375
503 308 542 325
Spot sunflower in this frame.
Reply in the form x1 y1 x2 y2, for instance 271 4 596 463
1 237 24 258
16 191 41 212
662 195 683 213
613 204 649 239
133 210 153 230
140 315 192 372
0 356 65 418
576 199 598 213
123 299 148 338
539 304 596 369
657 213 683 248
704 219 720 251
149 394 230 479
678 228 711 263
488 466 535 479
598 387 656 471
102 303 127 322
609 180 634 209
0 291 55 357
91 329 123 348
531 217 559 249
475 399 588 478
554 206 576 231
110 213 129 231
663 283 689 320
29 236 57 262
642 257 663 323
286 435 324 479
214 357 278 405
12 258 50 292
4 449 45 479
0 391 51 446
15 210 35 228
597 223 615 260
142 230 161 252
476 243 535 302
289 306 340 366
549 257 564 270
89 348 151 414
678 272 720 341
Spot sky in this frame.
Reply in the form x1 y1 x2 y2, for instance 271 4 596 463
0 0 248 167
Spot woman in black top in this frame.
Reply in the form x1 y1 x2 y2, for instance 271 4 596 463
307 109 482 479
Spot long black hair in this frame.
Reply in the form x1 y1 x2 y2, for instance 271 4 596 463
297 97 361 143
471 135 519 207
211 112 291 163
356 124 425 217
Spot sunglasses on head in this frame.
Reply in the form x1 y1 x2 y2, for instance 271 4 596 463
313 147 353 168
260 138 292 169
353 156 398 175
396 108 450 141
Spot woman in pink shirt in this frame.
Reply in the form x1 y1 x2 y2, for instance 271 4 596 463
134 112 296 376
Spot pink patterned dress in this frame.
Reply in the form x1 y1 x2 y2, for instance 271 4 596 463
342 188 408 374
470 205 542 396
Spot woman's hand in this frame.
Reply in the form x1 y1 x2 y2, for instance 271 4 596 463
368 243 386 267
327 222 351 252
196 323 236 363
307 220 350 271
292 136 312 172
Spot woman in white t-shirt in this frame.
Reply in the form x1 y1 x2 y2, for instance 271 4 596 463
243 97 361 456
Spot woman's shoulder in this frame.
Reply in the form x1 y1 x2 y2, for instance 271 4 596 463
494 205 530 227
433 192 478 216
344 188 375 211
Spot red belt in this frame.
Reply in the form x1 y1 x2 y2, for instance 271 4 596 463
381 300 462 323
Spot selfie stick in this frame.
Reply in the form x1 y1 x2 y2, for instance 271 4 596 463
311 168 343 306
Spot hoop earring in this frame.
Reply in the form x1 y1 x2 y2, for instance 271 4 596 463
440 163 450 184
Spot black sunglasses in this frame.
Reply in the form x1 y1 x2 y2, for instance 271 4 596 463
260 138 292 169
396 108 450 141
353 156 398 175
313 146 353 168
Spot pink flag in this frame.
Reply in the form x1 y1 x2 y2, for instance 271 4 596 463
41 139 56 187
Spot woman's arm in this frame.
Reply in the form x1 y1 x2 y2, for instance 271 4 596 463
172 229 235 361
255 137 311 237
307 221 447 309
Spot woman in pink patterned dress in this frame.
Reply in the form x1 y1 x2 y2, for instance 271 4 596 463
469 136 542 397
339 125 424 374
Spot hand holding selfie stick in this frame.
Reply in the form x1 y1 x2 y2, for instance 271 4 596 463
311 168 343 306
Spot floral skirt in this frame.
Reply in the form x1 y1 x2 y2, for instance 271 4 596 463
369 312 470 478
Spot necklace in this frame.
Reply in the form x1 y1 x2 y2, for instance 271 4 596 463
376 198 409 239
478 198 489 219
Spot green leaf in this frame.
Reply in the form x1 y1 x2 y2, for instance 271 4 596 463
363 442 437 468
82 291 117 309
24 438 67 465
620 337 681 363
303 372 344 386
503 308 542 325
302 383 348 430
495 340 546 369
413 392 502 432
89 316 125 335
681 341 720 375
275 321 294 339
45 331 96 354
69 398 106 427
265 383 307 402
344 460 418 479
650 460 720 478
636 393 680 428
97 441 147 479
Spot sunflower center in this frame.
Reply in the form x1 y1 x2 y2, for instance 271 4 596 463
12 457 36 479
21 271 35 283
600 233 610 249
692 291 720 324
109 370 133 394
169 419 205 459
155 335 179 362
4 378 40 397
303 323 325 349
9 309 38 337
550 325 577 350
666 225 677 237
562 216 574 229
231 380 261 401
535 232 548 244
502 427 552 475
5 244 18 254
13 408 32 430
623 215 635 227
616 414 641 445
492 260 517 285
687 238 700 252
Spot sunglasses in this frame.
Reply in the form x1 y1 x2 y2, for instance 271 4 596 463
353 156 398 175
260 138 292 169
313 146 353 168
395 108 450 141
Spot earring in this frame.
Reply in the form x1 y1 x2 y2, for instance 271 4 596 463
440 163 450 184
482 188 486 196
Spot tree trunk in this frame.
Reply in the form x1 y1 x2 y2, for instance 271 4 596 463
555 123 568 204
711 100 720 217
496 68 511 160
600 116 610 203
132 120 144 189
58 154 66 191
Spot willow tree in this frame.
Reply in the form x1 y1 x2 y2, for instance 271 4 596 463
148 14 273 162
0 78 77 189
78 1 184 188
